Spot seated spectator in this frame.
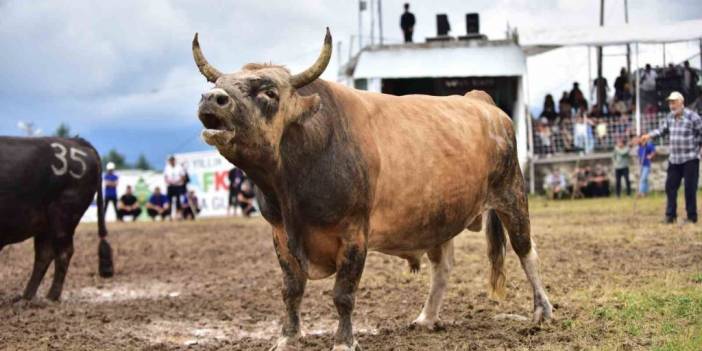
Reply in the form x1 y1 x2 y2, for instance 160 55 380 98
117 185 141 222
146 187 170 221
540 94 558 123
237 180 257 217
588 164 610 197
573 167 589 199
543 168 567 200
181 190 201 220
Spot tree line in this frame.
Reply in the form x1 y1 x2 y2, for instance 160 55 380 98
54 123 152 171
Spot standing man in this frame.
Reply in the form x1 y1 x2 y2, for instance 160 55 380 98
163 155 186 219
227 167 246 216
640 64 657 108
400 3 415 43
682 61 699 102
641 91 702 224
103 162 119 217
612 137 631 198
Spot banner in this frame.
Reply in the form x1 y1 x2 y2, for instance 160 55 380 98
175 150 235 217
82 150 238 222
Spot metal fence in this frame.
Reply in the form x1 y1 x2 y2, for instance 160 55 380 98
531 112 674 157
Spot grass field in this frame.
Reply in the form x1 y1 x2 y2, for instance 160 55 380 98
0 195 700 350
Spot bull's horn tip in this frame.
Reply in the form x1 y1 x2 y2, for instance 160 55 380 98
325 27 331 42
193 33 200 44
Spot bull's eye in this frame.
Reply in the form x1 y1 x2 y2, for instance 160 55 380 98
265 90 277 99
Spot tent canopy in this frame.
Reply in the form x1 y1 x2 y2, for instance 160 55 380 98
521 18 702 55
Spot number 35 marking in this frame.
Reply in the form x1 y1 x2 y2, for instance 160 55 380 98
51 142 88 179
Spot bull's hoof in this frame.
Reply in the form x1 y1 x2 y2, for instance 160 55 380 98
331 340 361 351
410 317 445 332
269 336 300 351
533 300 554 323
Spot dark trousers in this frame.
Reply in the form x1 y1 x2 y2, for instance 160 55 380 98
182 206 200 220
117 208 142 221
147 208 171 219
403 30 413 43
105 196 118 216
167 185 184 211
665 159 699 221
615 167 631 197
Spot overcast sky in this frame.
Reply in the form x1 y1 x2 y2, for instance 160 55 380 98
1 0 701 166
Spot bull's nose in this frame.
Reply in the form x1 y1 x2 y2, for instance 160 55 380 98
201 88 231 107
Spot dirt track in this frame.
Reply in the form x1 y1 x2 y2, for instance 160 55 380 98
1 196 700 350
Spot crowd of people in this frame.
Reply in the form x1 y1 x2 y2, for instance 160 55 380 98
543 136 657 200
103 155 201 222
103 155 259 222
534 62 701 156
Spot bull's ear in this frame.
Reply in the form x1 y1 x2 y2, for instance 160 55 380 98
289 94 321 125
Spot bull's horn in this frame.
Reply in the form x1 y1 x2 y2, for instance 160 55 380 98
290 28 332 89
192 33 223 83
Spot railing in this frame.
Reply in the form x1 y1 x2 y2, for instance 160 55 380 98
531 111 677 158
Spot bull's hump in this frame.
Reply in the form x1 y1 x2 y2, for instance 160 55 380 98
464 90 496 106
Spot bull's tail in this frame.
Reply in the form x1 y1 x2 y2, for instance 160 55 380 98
486 209 507 300
95 153 114 278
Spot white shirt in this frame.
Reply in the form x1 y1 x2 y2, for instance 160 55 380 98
164 163 185 186
641 70 657 91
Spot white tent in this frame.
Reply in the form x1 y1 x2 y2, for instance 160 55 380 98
521 18 702 55
519 18 702 192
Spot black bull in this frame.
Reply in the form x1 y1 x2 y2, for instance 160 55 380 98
0 137 114 301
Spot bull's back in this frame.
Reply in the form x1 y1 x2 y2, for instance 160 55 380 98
358 93 513 251
0 137 99 245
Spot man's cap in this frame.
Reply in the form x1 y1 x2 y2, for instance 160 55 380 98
106 162 116 171
666 91 684 102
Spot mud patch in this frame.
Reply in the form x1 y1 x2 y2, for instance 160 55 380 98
69 282 182 303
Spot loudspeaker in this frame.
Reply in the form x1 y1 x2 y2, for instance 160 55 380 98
436 14 451 36
466 13 479 34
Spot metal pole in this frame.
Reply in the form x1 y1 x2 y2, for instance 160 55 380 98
662 43 666 66
378 0 384 45
635 42 641 136
370 0 375 46
337 41 343 71
699 38 701 72
596 0 605 111
358 1 363 50
624 0 631 73
588 46 594 104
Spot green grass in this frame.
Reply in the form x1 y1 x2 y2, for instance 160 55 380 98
592 286 702 350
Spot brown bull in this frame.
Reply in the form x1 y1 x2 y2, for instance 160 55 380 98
193 28 552 351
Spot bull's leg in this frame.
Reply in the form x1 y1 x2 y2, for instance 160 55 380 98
411 239 454 331
46 236 75 301
270 226 307 351
332 238 367 351
496 196 553 323
21 236 55 300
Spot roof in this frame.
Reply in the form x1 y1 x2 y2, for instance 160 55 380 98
521 18 702 55
350 40 526 79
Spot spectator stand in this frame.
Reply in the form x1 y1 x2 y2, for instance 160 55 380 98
521 19 702 193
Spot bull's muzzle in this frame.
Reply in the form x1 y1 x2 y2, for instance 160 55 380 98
198 88 236 147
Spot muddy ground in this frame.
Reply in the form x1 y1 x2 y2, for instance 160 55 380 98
1 195 700 350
